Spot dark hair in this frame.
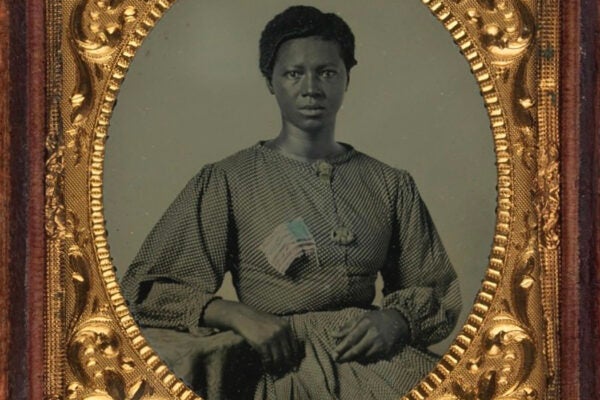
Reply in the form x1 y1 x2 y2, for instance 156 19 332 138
259 6 357 81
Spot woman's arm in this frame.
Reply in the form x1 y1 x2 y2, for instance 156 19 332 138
121 165 232 335
380 171 462 347
121 164 301 373
332 171 461 363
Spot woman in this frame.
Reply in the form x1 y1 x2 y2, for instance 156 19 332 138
122 5 462 399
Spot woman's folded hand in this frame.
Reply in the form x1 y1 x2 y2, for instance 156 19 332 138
203 299 302 374
332 309 409 363
233 307 302 374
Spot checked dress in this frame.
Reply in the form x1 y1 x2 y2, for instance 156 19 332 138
121 142 462 399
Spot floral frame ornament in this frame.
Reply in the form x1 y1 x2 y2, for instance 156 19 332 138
35 0 566 399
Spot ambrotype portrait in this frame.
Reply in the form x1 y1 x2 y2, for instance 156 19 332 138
41 0 562 398
103 2 496 399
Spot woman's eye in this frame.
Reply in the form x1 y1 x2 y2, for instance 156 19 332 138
285 71 301 79
321 70 338 78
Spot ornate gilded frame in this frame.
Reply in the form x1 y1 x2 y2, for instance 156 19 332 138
37 0 564 399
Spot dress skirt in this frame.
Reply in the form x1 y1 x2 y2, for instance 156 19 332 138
255 308 438 400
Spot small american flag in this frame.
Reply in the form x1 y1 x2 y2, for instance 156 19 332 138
259 218 318 275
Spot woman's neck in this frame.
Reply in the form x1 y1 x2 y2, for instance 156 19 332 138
268 125 345 162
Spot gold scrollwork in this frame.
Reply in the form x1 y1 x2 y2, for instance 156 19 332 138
465 0 535 66
512 212 539 328
436 213 540 400
68 246 92 333
464 0 538 170
444 314 536 400
63 207 95 332
512 50 537 171
67 316 156 400
536 153 560 250
45 139 67 239
67 0 138 164
63 211 166 399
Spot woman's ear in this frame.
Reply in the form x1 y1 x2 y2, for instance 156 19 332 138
266 78 275 95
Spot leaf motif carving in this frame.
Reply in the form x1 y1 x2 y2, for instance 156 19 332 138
449 314 536 400
537 158 560 249
512 49 537 171
512 211 538 328
68 248 92 334
45 143 66 238
465 0 538 171
67 316 162 399
466 0 535 65
67 0 138 164
483 316 536 397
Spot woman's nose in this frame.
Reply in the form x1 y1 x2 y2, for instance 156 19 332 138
301 73 323 97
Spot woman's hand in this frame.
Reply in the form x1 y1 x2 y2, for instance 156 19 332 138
203 300 302 374
332 309 409 363
233 308 302 373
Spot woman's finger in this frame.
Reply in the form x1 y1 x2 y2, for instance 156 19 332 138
363 339 384 360
331 314 362 338
334 317 370 359
337 328 379 363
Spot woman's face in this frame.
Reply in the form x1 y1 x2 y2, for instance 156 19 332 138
268 36 348 134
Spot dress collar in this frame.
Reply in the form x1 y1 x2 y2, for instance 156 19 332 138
254 140 358 166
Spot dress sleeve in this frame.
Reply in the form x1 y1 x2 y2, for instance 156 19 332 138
120 164 234 336
381 171 462 347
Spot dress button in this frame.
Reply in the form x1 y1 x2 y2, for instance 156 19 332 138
313 161 333 183
330 225 355 245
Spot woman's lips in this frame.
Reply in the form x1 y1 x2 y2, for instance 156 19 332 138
299 106 325 116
